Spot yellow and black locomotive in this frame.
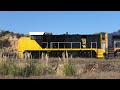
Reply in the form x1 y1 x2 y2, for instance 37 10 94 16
17 32 120 59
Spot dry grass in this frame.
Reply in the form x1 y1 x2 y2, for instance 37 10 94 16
1 52 120 79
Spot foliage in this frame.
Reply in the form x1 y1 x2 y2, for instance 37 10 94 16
0 30 28 39
63 62 76 76
117 29 120 32
0 40 10 49
0 60 54 78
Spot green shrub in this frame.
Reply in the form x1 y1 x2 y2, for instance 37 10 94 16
0 61 18 76
63 62 76 76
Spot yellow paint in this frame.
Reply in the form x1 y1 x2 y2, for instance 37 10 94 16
17 52 23 59
18 37 42 51
114 48 120 51
100 34 102 48
18 37 43 58
96 49 105 58
105 33 108 49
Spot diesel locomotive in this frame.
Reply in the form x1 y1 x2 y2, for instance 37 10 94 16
17 32 120 59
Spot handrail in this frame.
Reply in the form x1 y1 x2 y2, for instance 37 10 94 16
90 42 97 58
50 42 81 49
114 41 120 48
42 41 97 49
91 42 97 49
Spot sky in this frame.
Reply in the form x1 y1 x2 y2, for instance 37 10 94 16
0 11 120 35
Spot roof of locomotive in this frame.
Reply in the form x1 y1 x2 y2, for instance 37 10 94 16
29 32 44 35
29 32 100 36
109 32 120 36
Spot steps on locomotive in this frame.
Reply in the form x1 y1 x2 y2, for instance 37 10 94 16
108 47 114 52
108 47 115 59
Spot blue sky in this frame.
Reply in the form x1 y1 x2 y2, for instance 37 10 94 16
0 11 120 35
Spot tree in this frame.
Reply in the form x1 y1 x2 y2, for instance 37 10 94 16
117 29 120 32
0 30 11 37
15 33 21 38
20 34 24 37
0 40 10 49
